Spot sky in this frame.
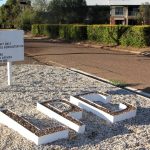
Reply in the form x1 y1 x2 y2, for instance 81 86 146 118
0 0 109 7
0 0 7 6
1 0 150 7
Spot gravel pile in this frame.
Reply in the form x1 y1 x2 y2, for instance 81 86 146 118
0 64 150 150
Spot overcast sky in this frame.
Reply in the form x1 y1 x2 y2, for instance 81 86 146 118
0 0 109 6
1 0 150 6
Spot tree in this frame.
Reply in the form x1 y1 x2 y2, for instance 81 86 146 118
85 6 110 24
47 0 87 24
63 0 87 23
6 0 18 5
16 7 36 30
0 0 21 28
47 0 64 23
137 2 150 25
32 0 49 12
0 5 8 28
0 0 34 29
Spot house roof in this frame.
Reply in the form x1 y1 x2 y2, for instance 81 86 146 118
86 0 150 6
109 0 150 5
86 0 109 6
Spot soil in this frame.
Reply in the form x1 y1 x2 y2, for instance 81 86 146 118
45 99 82 113
77 91 110 97
74 94 136 116
94 101 120 112
41 101 83 126
2 109 66 137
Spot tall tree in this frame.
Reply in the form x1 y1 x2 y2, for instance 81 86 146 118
48 0 87 23
137 2 150 25
0 0 21 28
86 6 110 24
47 0 64 23
32 0 49 12
16 7 36 30
0 0 34 29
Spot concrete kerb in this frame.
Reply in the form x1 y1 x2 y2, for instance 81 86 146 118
25 52 150 99
69 68 150 99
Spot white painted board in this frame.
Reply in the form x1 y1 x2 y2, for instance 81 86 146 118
0 30 24 62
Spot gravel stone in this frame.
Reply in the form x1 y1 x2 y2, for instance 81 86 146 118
0 64 150 150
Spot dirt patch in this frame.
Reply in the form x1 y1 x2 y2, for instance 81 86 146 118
74 94 136 116
41 101 83 126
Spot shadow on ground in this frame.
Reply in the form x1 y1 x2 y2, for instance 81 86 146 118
127 106 150 126
140 51 150 57
106 83 140 95
25 51 134 57
25 39 70 44
48 106 150 149
111 83 140 88
0 82 150 149
107 89 135 95
139 87 150 94
47 112 132 148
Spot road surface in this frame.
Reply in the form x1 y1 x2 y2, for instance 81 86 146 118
24 39 150 93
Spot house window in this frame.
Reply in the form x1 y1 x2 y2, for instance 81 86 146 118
128 7 138 16
115 7 124 15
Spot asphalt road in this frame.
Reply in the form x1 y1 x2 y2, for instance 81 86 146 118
25 40 150 93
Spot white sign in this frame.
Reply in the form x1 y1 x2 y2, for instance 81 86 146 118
0 30 24 62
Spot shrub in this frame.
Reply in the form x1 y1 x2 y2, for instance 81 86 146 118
31 24 59 38
59 24 87 41
31 24 150 47
31 24 41 35
120 26 150 47
87 25 129 45
16 8 36 31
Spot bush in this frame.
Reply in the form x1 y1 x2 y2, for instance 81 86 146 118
32 24 87 40
31 24 39 35
44 24 60 38
16 8 36 31
59 24 87 41
87 25 150 47
31 24 60 38
120 26 150 47
31 24 150 47
87 25 129 45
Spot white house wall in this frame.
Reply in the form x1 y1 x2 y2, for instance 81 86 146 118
109 0 150 5
86 0 109 6
86 0 150 6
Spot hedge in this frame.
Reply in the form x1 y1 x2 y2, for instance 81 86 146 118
120 26 150 47
87 25 150 47
32 24 87 41
59 24 87 41
32 24 60 38
87 25 130 45
31 24 150 47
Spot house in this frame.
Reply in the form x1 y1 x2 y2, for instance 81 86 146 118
86 0 150 25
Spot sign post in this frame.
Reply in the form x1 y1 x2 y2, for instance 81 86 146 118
0 30 24 85
7 61 12 85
